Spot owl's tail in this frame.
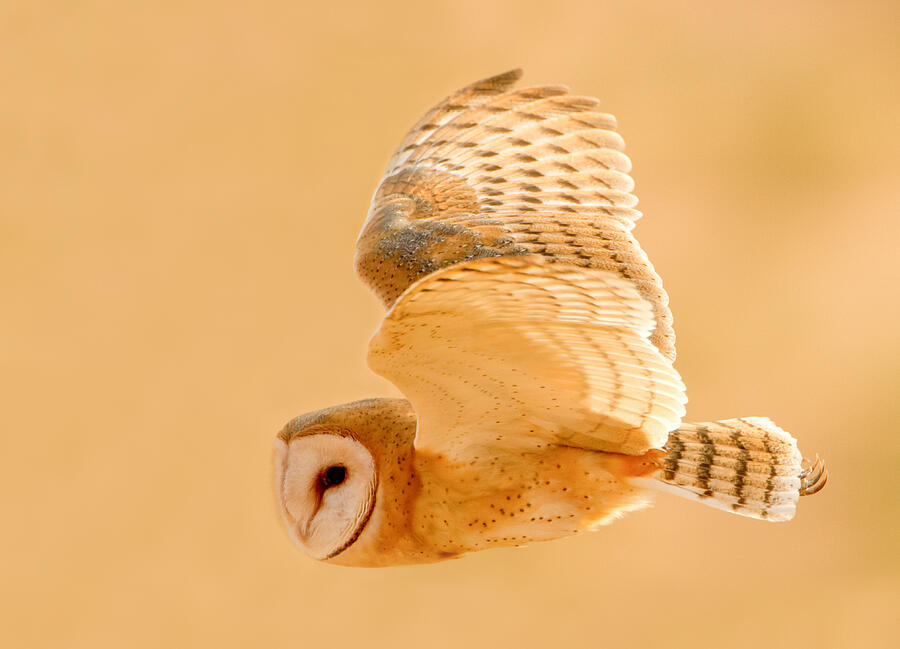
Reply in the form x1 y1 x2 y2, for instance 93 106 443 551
634 418 826 522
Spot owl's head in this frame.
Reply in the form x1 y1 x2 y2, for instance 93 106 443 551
273 398 417 563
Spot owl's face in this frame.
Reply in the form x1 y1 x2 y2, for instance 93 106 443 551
273 398 425 566
274 431 377 560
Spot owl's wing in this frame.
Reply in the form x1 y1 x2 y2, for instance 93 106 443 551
367 257 686 458
355 69 676 360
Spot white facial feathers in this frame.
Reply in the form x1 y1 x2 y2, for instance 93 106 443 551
274 434 376 560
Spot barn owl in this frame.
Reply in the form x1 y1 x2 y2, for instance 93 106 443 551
274 70 826 567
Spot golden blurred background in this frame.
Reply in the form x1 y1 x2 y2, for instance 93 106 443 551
2 1 898 647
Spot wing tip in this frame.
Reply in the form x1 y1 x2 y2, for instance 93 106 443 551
465 68 523 96
488 68 524 86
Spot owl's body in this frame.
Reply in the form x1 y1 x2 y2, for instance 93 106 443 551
276 399 652 566
275 71 826 567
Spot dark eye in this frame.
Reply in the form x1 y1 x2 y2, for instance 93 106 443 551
321 465 347 488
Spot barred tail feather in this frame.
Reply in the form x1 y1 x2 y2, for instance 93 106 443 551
635 418 826 522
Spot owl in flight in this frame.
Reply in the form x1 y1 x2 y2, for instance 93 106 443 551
275 70 826 566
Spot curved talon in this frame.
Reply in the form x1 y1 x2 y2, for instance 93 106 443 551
799 455 828 496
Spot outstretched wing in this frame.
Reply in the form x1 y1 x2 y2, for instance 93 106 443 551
355 69 676 360
367 257 686 458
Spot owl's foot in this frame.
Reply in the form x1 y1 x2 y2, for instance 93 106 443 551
799 455 828 496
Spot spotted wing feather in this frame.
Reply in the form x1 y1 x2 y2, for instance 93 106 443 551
356 70 676 360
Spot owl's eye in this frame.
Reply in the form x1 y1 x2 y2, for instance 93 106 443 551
321 465 347 488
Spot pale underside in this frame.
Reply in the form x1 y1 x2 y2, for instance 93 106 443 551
367 257 687 458
355 69 676 361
